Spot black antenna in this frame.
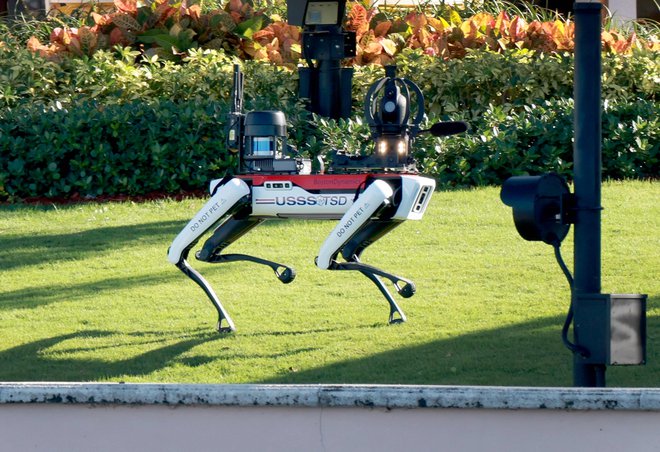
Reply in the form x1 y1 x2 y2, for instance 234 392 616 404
226 64 244 154
232 64 243 114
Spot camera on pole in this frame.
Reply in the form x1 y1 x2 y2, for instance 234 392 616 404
286 0 356 119
500 173 573 246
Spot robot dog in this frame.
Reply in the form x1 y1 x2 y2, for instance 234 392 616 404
167 65 466 332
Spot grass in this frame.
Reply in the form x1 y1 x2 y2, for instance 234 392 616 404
0 180 658 386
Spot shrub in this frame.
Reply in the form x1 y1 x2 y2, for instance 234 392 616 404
22 0 659 64
389 49 658 120
1 46 658 200
0 99 233 199
393 48 576 120
1 2 658 201
419 98 659 188
0 48 312 200
0 38 70 108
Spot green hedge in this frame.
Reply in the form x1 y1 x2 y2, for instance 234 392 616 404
0 46 302 110
421 98 659 187
0 45 658 199
0 99 233 198
3 43 657 113
2 96 656 198
388 49 659 119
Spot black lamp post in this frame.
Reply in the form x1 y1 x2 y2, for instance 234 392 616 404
501 1 646 387
572 0 606 387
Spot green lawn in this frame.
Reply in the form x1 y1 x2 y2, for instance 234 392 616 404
0 181 658 386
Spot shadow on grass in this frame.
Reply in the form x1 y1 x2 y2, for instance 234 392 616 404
0 216 322 273
0 272 178 311
0 301 655 386
254 315 576 386
0 329 322 381
0 220 183 271
257 301 659 387
0 330 220 381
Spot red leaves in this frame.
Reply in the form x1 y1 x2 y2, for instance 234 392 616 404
346 3 370 38
113 0 137 14
393 9 654 60
109 27 130 46
226 0 254 23
508 16 527 42
355 30 395 65
27 36 63 60
602 30 642 54
28 26 101 59
373 21 391 38
251 21 301 65
26 1 657 64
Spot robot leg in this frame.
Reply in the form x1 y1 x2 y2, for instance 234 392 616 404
168 178 251 332
316 179 413 323
340 220 413 323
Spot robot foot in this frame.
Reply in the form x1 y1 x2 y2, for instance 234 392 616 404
330 259 412 324
216 322 235 334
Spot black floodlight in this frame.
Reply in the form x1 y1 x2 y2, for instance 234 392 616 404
287 0 347 27
500 173 572 245
287 0 354 119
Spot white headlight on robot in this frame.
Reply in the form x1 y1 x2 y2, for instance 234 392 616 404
378 139 388 155
397 139 407 155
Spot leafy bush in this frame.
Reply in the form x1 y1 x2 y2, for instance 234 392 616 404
0 46 312 200
22 0 659 65
1 1 658 201
390 49 658 120
0 99 233 199
1 45 658 200
393 48 576 120
0 38 69 108
418 98 659 188
26 0 287 62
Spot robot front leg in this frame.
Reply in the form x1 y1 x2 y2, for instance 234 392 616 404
316 180 414 324
340 220 413 324
168 177 295 332
168 178 252 332
175 258 237 333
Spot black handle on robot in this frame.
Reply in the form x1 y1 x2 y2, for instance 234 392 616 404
226 64 244 154
420 121 468 137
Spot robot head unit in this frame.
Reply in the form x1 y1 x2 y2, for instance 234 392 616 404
225 64 465 175
330 65 427 173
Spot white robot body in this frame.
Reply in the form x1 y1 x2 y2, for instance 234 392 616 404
251 183 351 219
168 64 465 332
216 174 436 220
169 173 437 330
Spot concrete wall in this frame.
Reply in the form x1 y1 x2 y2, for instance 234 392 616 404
608 0 638 21
2 384 660 452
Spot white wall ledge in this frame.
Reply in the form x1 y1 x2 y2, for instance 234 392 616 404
1 383 660 411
